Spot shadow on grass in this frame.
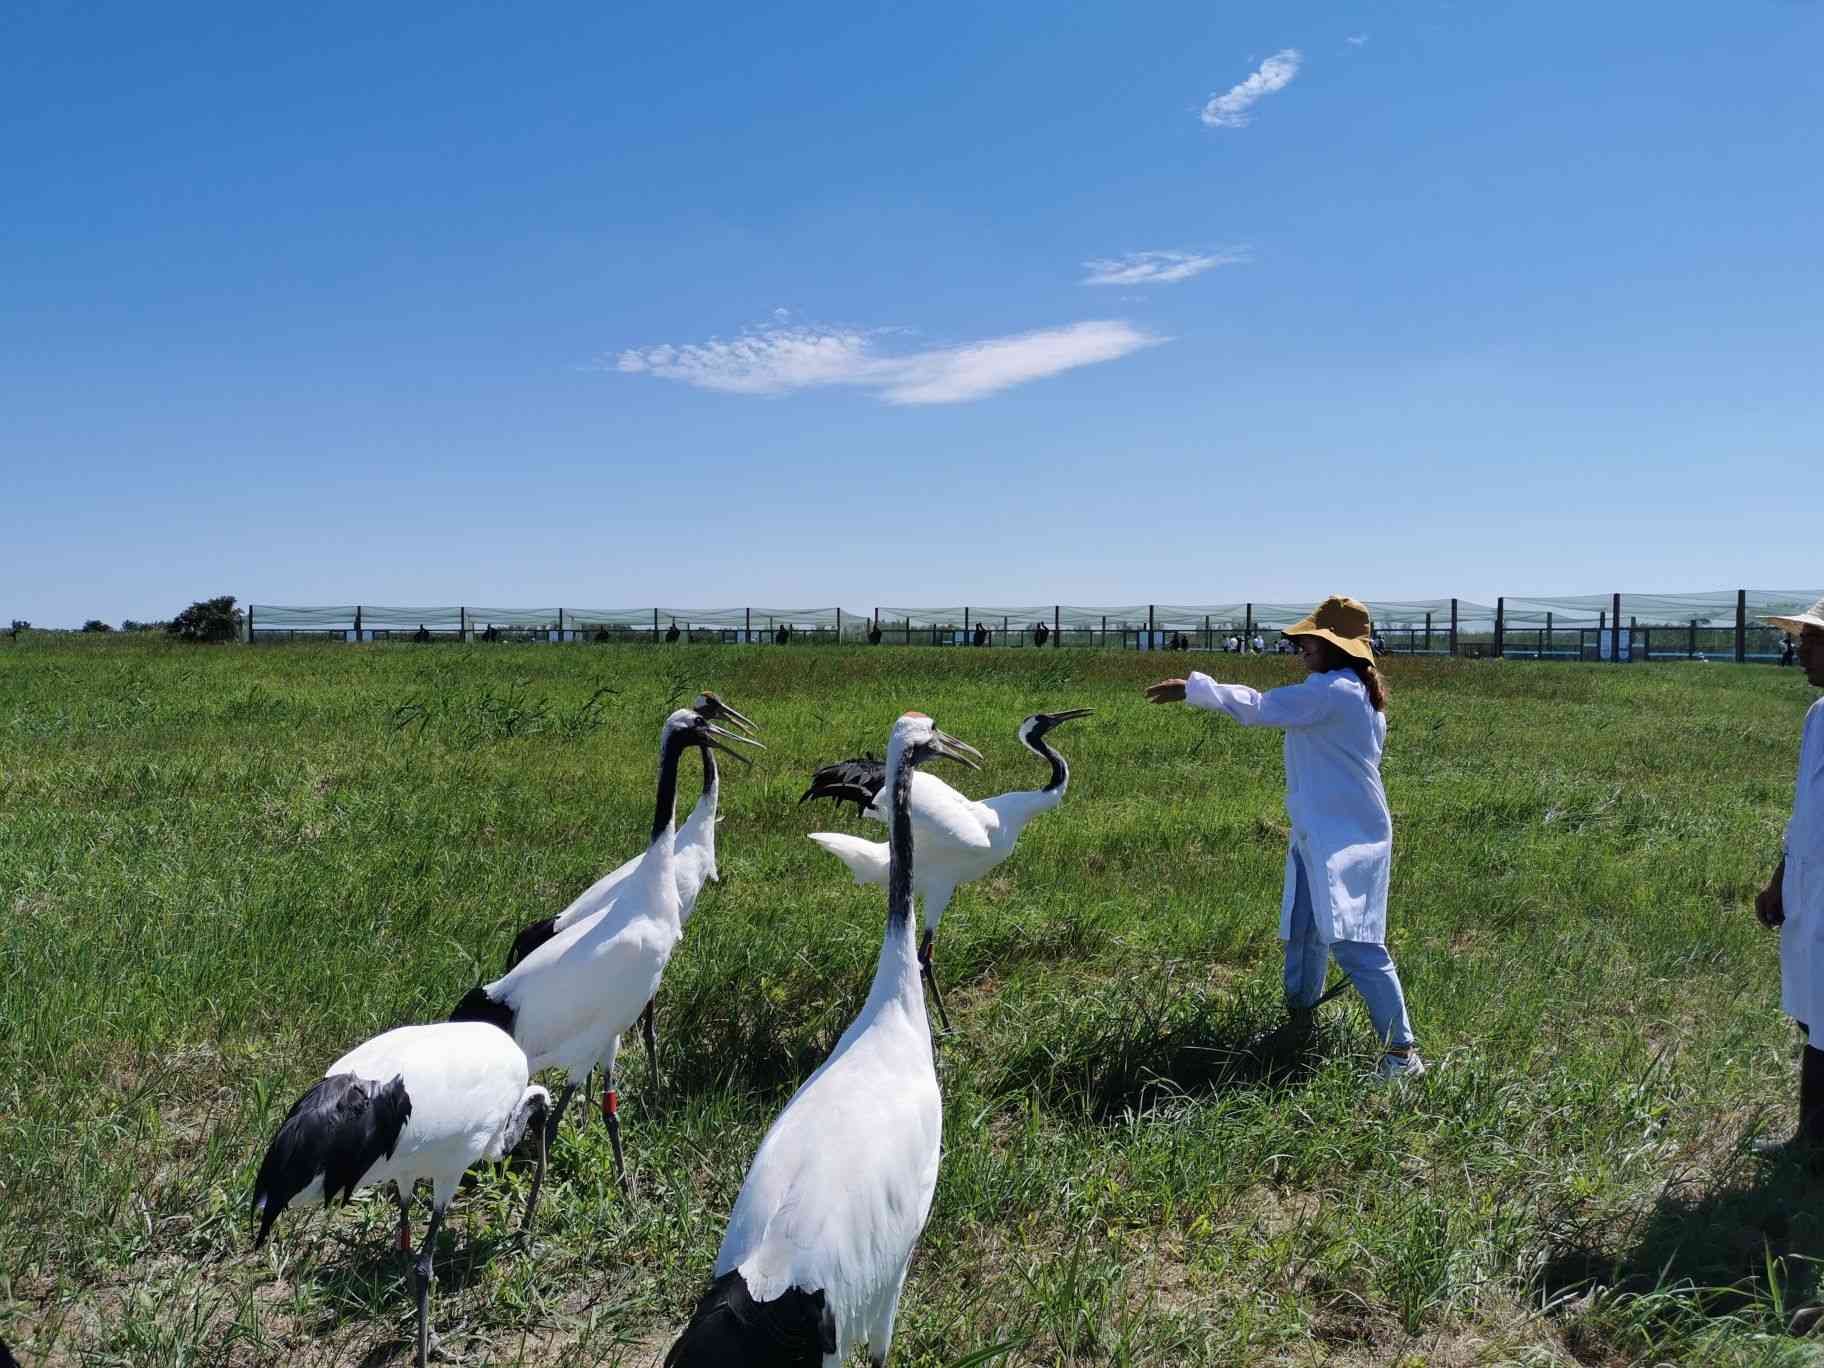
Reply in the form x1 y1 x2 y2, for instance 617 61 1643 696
1541 1147 1824 1349
993 977 1341 1121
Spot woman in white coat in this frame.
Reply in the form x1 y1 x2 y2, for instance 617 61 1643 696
1148 594 1424 1080
1753 596 1824 1157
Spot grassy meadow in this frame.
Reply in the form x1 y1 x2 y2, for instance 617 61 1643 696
2 634 1821 1366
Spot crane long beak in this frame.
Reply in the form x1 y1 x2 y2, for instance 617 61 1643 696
714 702 760 738
702 722 765 765
1040 708 1093 725
932 730 983 770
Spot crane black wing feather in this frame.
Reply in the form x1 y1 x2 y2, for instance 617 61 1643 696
251 1072 411 1247
663 1270 834 1367
797 754 886 817
503 915 560 971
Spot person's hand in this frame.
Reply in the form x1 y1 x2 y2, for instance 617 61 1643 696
1756 860 1786 930
1145 678 1187 704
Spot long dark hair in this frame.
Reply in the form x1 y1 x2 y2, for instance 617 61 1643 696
1317 639 1389 713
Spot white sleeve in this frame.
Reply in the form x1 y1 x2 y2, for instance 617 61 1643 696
1185 671 1336 729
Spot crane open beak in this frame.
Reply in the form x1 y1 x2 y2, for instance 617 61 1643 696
696 692 760 737
701 722 766 765
1038 708 1093 726
932 730 983 770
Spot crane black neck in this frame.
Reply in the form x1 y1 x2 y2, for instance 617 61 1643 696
886 752 916 926
651 729 694 845
1026 729 1069 793
699 743 718 800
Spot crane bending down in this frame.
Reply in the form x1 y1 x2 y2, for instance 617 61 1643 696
665 711 981 1367
502 692 758 1088
451 707 761 1190
800 708 1090 1031
250 1021 550 1368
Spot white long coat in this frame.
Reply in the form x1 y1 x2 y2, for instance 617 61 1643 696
1782 697 1824 1028
1186 668 1392 945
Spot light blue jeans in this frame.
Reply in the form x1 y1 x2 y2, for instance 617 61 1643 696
1285 854 1415 1049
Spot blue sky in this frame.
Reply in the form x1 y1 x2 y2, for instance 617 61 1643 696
3 1 1820 627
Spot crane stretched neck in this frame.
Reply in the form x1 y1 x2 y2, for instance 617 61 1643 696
698 744 718 801
886 752 916 926
1025 731 1069 794
650 731 693 845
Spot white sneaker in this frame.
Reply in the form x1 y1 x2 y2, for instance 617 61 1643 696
1375 1050 1426 1082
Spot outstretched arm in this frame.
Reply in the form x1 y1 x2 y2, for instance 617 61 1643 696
1144 678 1186 704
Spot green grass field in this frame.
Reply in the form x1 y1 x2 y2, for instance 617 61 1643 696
3 636 1820 1366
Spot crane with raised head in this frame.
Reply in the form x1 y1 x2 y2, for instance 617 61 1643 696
451 706 761 1191
801 708 1090 1031
665 711 980 1367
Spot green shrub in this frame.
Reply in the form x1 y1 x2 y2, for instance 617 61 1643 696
80 620 113 633
165 596 242 644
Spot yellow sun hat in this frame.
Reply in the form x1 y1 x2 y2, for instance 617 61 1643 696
1281 595 1375 662
1766 595 1824 635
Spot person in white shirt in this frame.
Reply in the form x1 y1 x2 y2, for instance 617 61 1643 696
1147 594 1424 1081
1754 596 1824 1157
1251 633 1265 655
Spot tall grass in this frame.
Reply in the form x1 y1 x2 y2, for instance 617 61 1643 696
1 635 1819 1364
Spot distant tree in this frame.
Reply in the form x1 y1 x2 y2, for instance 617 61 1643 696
121 619 167 633
81 619 113 633
8 620 26 642
166 595 243 644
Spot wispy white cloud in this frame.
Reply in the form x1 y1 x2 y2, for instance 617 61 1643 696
1081 248 1250 287
1200 49 1302 128
1345 33 1368 46
613 320 1163 405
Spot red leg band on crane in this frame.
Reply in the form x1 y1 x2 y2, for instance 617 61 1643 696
603 1088 618 1120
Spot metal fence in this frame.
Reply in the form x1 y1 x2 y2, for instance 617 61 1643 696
245 590 1820 664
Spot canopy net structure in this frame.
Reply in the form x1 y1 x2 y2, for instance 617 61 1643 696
247 605 869 643
245 591 1816 660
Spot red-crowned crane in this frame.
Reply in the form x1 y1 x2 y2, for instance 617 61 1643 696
502 692 758 1086
664 712 981 1367
800 708 1089 1031
250 1021 550 1368
450 707 761 1190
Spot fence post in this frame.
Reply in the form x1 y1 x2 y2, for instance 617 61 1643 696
746 607 751 642
963 607 970 637
1424 611 1431 652
1449 598 1458 656
836 607 842 642
1611 593 1622 664
653 608 660 641
1494 598 1504 657
1546 611 1552 658
1245 603 1253 643
1147 604 1154 650
1736 589 1747 663
353 605 362 642
1053 605 1060 647
459 606 466 639
247 603 254 643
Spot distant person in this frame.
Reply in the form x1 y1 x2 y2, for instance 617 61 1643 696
1372 631 1387 655
1753 596 1824 1158
973 622 989 647
414 623 431 643
1251 633 1265 655
665 620 681 643
867 621 883 645
1225 634 1240 653
482 623 499 642
1146 595 1423 1082
594 625 611 643
774 623 790 645
1033 621 1050 647
1783 634 1798 668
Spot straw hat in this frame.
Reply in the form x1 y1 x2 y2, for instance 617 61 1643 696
1766 595 1824 635
1282 595 1375 662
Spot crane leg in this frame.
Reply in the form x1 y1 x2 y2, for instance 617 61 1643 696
918 929 953 1035
642 996 661 1094
413 1203 446 1368
521 1107 547 1236
394 1184 412 1252
544 1082 579 1148
602 1072 629 1197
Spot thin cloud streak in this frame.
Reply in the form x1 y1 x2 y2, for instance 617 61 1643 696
1201 49 1302 128
1082 248 1250 286
1345 33 1368 46
613 320 1164 405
